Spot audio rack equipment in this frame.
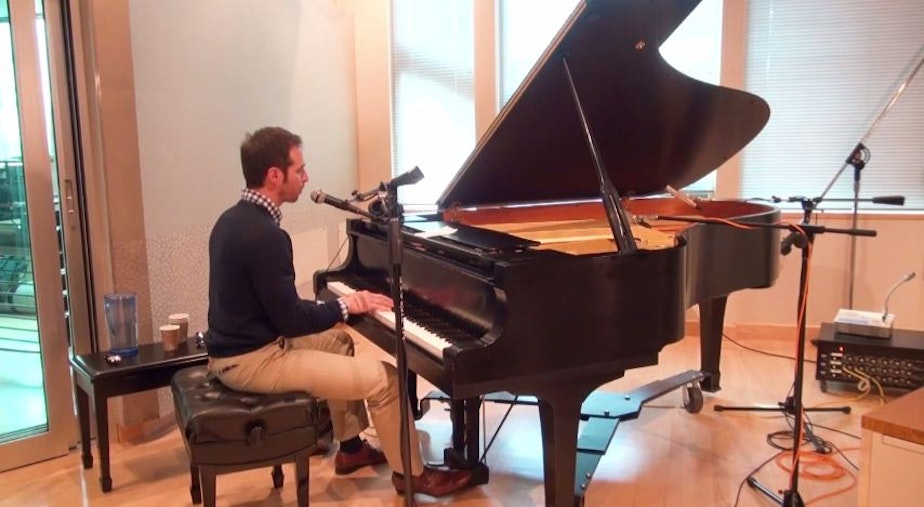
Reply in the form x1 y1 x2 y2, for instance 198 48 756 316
814 322 924 392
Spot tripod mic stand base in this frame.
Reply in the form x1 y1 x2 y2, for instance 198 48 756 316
782 490 806 507
714 404 850 414
714 395 851 414
747 476 805 507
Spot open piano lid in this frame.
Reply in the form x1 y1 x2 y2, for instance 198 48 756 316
437 0 770 211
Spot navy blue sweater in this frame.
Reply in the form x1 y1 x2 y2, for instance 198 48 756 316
205 200 342 357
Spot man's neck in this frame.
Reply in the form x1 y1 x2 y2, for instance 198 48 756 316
252 188 281 207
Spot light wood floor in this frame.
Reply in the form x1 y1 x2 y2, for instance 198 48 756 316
0 328 893 506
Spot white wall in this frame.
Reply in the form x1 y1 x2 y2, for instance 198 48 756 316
728 213 924 331
128 0 359 334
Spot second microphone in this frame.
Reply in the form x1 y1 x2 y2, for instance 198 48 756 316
310 188 373 219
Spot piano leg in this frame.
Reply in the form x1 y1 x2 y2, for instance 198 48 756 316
445 397 490 486
407 372 422 419
534 382 600 507
448 399 466 452
699 296 728 392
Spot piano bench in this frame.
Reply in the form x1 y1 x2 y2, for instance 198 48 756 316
170 366 329 507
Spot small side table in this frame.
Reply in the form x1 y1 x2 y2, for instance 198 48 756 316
70 338 208 492
858 387 924 506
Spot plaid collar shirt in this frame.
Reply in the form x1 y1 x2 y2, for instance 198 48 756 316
241 188 282 226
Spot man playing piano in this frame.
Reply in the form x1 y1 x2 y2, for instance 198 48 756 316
205 126 471 497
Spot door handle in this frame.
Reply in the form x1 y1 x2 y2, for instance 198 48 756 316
64 177 75 215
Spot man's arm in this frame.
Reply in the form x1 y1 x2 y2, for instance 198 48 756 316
248 227 342 337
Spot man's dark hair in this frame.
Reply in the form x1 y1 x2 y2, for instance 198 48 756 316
240 127 302 188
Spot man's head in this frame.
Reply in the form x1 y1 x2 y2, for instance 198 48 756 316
240 127 308 205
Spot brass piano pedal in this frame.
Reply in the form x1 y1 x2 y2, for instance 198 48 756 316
412 398 431 420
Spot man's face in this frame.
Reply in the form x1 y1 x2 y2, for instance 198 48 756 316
279 146 308 203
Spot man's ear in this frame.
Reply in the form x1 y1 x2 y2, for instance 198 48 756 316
266 166 283 187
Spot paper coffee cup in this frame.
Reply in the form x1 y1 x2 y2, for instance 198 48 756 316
160 324 181 352
168 313 189 341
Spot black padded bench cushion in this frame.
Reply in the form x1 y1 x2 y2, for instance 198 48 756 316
171 366 322 466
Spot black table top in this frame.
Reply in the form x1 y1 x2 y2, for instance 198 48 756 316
70 338 208 380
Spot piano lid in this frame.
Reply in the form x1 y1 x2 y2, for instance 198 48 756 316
437 0 770 210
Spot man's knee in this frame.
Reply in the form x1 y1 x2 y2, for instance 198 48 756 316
367 361 398 408
330 329 355 356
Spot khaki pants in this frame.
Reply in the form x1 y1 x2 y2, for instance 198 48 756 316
208 328 424 475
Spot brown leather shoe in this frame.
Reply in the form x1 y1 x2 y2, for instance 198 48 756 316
391 465 472 497
333 440 387 475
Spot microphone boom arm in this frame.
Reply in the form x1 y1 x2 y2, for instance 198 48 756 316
817 48 924 203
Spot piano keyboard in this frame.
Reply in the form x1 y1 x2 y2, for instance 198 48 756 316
326 281 453 359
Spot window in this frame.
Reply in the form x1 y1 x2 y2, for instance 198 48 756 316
390 1 723 205
1 1 52 165
390 0 475 205
497 0 579 109
741 0 924 212
497 0 724 196
0 4 20 162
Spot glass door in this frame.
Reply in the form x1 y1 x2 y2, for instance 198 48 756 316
0 0 72 471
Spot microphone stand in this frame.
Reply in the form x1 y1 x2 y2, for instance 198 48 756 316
340 181 418 502
716 196 853 419
652 214 876 507
317 186 417 502
374 184 416 505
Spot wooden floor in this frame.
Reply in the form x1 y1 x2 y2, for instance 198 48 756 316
0 328 891 507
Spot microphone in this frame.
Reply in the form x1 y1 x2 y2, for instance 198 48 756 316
664 185 700 209
309 189 372 219
386 166 424 190
882 271 916 322
353 167 425 201
780 230 808 256
871 195 905 206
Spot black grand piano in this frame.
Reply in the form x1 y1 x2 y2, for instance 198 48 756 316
316 0 779 505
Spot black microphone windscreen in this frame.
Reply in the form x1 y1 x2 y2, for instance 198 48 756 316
389 166 424 188
871 195 905 206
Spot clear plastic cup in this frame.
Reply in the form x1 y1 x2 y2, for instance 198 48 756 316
104 292 139 357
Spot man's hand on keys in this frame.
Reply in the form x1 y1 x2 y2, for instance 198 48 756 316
342 290 394 315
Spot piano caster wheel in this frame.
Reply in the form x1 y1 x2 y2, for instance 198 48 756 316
682 384 703 414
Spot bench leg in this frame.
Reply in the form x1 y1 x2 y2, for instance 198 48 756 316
295 451 310 506
271 464 284 488
189 465 202 504
200 465 217 507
